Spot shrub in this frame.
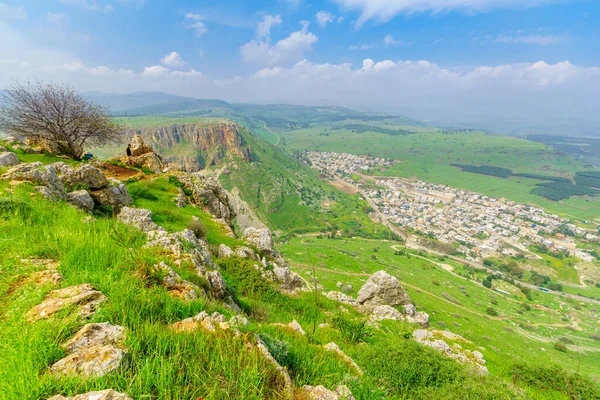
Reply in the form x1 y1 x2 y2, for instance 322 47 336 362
554 342 568 352
331 314 373 344
558 337 574 345
486 307 498 316
187 220 207 239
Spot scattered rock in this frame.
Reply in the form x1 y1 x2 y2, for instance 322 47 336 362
50 345 127 378
235 246 256 259
63 322 126 354
26 284 106 322
180 173 234 224
289 319 306 336
325 291 359 306
47 389 132 400
146 229 213 273
117 207 160 232
242 227 277 256
336 281 353 293
218 244 235 258
0 151 19 167
175 188 186 208
272 263 304 291
324 342 363 376
403 304 430 328
302 385 355 400
254 334 294 399
370 305 404 322
67 190 95 213
357 271 412 311
52 163 109 190
2 162 66 201
206 270 226 299
158 262 203 301
170 311 233 333
90 179 132 212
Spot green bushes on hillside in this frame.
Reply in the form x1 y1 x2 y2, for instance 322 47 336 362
451 164 512 178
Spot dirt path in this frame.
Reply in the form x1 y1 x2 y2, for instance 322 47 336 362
263 123 281 147
100 163 141 180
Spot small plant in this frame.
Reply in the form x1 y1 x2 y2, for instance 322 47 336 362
558 337 574 345
553 342 568 352
187 220 207 239
486 307 499 316
259 334 290 366
332 314 373 344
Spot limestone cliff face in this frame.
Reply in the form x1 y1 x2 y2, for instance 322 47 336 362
127 122 252 172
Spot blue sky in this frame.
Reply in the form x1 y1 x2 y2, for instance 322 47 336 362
1 0 599 132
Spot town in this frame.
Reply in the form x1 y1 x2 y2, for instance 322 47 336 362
300 151 599 262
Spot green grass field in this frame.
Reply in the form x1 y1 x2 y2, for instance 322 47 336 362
281 126 600 222
280 236 600 380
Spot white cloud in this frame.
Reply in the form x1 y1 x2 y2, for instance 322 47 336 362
495 34 567 45
240 20 318 66
257 14 282 39
142 65 169 77
316 11 335 28
333 0 565 27
60 0 113 13
384 34 404 46
47 12 69 25
185 13 208 36
350 43 376 50
0 3 27 19
161 51 185 67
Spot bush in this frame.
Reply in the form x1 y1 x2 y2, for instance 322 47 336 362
331 314 373 344
187 220 207 239
554 342 568 352
486 307 498 316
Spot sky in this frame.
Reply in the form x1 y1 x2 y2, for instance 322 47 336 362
1 0 599 133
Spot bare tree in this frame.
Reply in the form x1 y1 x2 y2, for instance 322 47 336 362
0 80 122 160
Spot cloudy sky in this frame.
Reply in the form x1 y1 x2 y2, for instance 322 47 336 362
1 0 599 133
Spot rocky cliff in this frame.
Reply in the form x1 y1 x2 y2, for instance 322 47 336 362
127 121 252 172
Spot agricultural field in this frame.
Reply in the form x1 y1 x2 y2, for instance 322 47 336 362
281 125 600 222
280 236 600 379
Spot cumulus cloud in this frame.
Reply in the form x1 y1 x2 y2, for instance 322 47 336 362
257 14 282 39
185 13 208 37
161 51 185 67
240 20 318 66
333 0 565 27
0 3 27 19
316 11 335 28
60 0 113 13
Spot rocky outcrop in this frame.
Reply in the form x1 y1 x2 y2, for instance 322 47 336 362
117 207 160 233
130 134 153 157
67 190 95 213
242 227 277 257
218 244 235 258
131 122 252 171
0 151 19 167
52 163 109 190
26 284 106 322
302 385 355 400
413 329 487 374
179 173 234 224
2 162 66 201
170 311 247 333
325 291 359 306
48 389 132 400
89 179 132 212
357 270 412 311
323 342 363 376
158 262 203 301
51 322 127 378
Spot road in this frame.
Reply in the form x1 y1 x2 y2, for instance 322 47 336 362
263 122 281 147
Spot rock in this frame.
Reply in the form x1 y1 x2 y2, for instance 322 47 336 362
158 262 202 301
50 345 127 378
336 281 353 293
52 163 109 190
67 190 95 212
254 334 293 399
175 188 186 208
0 151 19 167
401 303 429 327
2 162 66 201
370 305 404 322
63 322 126 354
117 207 160 232
235 246 256 259
242 227 277 256
324 291 359 306
218 244 235 258
22 259 63 286
180 173 234 223
130 134 153 157
323 342 363 376
47 389 132 400
90 180 132 212
302 385 355 400
412 329 432 341
288 319 306 336
357 270 412 311
170 311 231 333
273 264 304 291
206 270 226 299
26 284 106 322
146 229 213 273
4 136 21 144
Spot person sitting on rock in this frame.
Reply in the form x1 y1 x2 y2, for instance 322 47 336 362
126 144 132 165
